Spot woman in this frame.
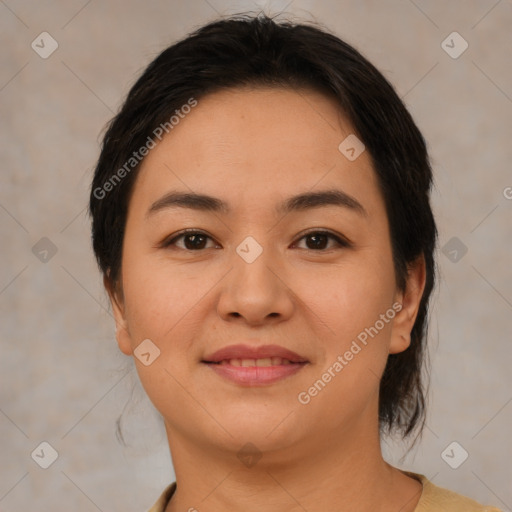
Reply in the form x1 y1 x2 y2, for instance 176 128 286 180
88 14 502 512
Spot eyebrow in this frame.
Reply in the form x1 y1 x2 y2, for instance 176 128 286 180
146 188 367 219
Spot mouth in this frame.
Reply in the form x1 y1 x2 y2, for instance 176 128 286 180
205 357 302 367
201 344 309 386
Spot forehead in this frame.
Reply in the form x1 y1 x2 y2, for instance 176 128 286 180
158 86 353 160
130 86 381 217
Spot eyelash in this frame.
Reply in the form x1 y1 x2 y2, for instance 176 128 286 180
161 228 352 252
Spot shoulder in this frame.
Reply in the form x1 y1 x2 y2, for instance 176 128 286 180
404 472 503 512
147 476 504 512
147 482 177 512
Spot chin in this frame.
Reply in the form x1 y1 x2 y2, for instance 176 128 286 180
220 415 302 450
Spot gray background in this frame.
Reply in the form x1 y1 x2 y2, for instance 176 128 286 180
1 0 511 510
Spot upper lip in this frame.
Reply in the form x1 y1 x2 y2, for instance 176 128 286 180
202 344 308 363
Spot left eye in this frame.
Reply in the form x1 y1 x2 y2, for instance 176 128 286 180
162 230 350 251
293 230 350 251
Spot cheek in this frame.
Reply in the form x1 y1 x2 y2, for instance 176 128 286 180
121 251 201 339
119 253 208 413
306 256 396 338
301 256 397 405
295 268 395 425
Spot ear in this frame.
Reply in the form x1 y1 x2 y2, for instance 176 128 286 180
389 255 427 355
104 273 134 356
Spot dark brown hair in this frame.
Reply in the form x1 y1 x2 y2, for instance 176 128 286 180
89 13 437 441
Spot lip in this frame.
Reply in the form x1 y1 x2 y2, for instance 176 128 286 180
201 344 309 386
202 344 308 364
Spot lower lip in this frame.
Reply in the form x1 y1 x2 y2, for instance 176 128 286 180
203 362 307 386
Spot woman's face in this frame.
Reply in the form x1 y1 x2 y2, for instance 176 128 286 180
108 87 424 461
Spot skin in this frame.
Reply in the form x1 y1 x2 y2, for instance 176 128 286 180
107 87 426 512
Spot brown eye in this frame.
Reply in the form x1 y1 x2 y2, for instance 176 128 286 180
163 230 217 251
294 230 351 251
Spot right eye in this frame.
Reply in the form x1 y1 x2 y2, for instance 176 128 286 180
161 230 219 251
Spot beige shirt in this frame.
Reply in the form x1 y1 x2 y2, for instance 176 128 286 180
147 471 503 512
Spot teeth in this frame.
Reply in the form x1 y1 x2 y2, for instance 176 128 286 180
219 357 294 366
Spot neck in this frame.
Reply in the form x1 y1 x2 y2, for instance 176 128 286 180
163 417 421 512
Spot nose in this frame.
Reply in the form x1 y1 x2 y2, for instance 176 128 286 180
216 242 295 326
